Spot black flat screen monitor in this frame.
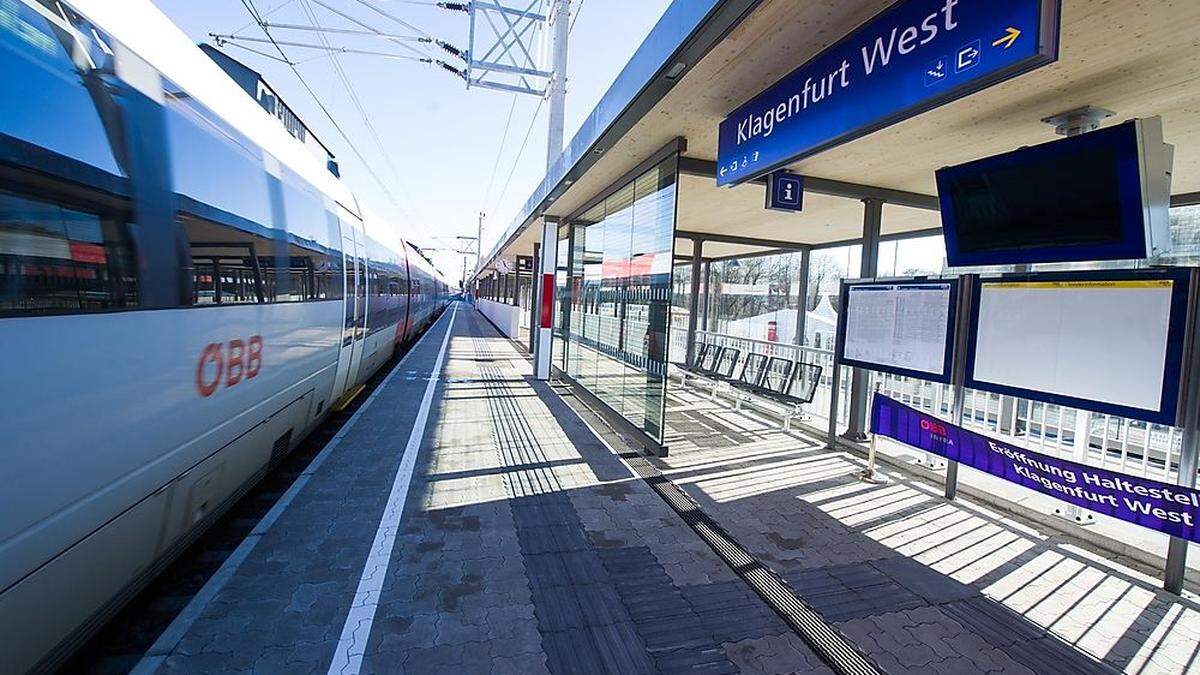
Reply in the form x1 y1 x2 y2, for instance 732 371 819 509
937 120 1166 267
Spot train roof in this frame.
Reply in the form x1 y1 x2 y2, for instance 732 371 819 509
71 0 359 219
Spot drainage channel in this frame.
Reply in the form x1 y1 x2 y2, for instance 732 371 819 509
558 384 882 675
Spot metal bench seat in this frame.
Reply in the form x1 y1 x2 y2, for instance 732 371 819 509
727 356 823 429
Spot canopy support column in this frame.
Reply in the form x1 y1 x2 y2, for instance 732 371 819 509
843 198 883 442
794 248 810 346
686 240 704 366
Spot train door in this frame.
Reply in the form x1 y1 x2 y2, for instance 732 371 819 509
350 249 367 383
332 224 362 400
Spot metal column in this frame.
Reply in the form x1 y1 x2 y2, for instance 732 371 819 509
794 248 810 346
685 240 704 366
944 274 977 499
702 260 712 334
1165 269 1200 594
843 198 883 442
545 0 570 170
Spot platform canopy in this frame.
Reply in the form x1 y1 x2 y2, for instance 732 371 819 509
480 0 1200 272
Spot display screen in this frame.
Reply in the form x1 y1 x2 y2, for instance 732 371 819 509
837 281 957 383
937 121 1147 267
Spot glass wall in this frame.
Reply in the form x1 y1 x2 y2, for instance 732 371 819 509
557 155 678 443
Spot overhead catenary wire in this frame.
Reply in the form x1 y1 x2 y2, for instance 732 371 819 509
213 33 431 62
299 0 425 223
237 0 413 221
481 94 518 214
259 22 430 41
488 95 545 234
305 0 434 61
218 38 298 65
350 0 435 40
232 0 294 35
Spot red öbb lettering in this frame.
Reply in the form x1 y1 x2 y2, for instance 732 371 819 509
920 418 949 436
196 335 263 396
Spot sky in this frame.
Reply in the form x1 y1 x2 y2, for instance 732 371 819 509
152 0 673 282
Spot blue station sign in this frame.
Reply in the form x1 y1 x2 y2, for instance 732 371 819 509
716 0 1061 187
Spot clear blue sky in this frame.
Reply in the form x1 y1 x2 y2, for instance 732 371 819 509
152 0 673 280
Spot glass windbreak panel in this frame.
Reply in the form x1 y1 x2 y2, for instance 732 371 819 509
671 260 692 348
596 182 634 416
568 211 592 379
626 159 677 439
706 251 803 344
576 201 604 386
876 235 947 277
552 225 571 372
563 154 678 443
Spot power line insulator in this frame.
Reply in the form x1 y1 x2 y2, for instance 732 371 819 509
437 60 466 79
438 2 469 11
435 40 467 61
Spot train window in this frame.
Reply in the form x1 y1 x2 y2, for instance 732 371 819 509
0 0 125 178
181 213 265 306
269 180 335 303
0 190 138 314
324 212 345 301
281 178 327 248
165 86 273 228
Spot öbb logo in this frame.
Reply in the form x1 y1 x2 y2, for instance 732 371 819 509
196 336 263 397
920 418 949 437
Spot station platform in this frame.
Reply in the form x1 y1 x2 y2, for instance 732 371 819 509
129 304 1200 674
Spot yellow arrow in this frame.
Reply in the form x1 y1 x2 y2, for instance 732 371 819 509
992 27 1021 49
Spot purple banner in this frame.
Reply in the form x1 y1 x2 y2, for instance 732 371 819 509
872 394 1200 543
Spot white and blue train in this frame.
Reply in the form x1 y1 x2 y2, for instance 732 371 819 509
0 1 451 671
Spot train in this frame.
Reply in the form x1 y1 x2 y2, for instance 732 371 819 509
0 0 452 671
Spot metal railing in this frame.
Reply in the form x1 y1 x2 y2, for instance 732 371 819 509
669 325 1185 484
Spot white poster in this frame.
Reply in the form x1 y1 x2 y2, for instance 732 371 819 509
971 280 1175 413
843 283 953 377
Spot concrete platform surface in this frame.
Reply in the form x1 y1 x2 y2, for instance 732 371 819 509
126 304 1200 674
656 385 1200 675
134 306 831 674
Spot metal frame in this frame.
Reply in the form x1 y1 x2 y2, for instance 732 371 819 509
475 0 762 276
675 230 807 250
466 0 552 96
678 157 939 211
562 137 688 223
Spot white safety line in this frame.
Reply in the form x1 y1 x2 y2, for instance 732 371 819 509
327 303 458 675
130 305 459 675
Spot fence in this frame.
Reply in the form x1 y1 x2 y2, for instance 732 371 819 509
669 326 1185 485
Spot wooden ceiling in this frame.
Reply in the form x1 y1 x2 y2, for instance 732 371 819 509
487 0 1200 267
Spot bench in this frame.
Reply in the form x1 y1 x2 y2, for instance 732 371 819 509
723 355 824 430
675 344 824 429
675 343 741 385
